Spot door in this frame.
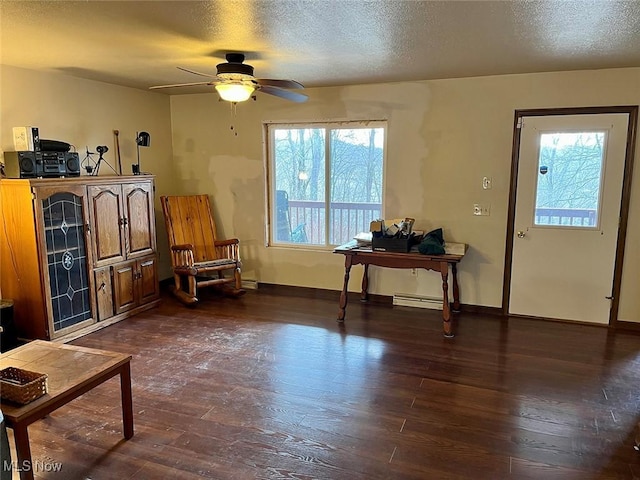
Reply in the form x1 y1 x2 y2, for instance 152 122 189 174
123 182 156 259
33 185 96 337
138 256 160 304
89 184 126 267
112 256 158 314
94 266 114 321
509 111 632 324
113 260 136 315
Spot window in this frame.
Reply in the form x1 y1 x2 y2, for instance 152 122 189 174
267 121 386 247
534 131 606 228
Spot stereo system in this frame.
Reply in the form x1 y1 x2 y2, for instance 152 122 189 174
15 151 80 178
8 127 77 178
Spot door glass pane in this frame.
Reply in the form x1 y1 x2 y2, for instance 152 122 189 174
42 192 92 331
329 128 384 244
272 128 325 245
534 131 605 228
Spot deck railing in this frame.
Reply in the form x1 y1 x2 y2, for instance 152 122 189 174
287 200 381 244
279 204 596 244
535 208 597 227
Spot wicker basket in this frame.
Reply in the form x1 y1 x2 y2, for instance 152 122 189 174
0 366 48 405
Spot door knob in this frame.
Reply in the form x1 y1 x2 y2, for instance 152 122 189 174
517 231 526 238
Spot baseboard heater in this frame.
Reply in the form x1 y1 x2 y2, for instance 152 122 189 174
241 279 259 290
392 293 443 310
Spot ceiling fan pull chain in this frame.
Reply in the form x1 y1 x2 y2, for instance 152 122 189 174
229 102 239 137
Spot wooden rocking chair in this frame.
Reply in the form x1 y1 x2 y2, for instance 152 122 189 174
160 194 245 305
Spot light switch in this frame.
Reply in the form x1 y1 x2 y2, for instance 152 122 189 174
482 176 492 190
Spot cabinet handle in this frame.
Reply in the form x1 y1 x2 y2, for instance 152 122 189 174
99 282 106 291
85 223 91 234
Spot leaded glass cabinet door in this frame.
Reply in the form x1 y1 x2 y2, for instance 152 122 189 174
34 185 96 337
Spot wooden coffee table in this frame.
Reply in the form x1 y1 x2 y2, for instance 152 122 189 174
0 340 133 480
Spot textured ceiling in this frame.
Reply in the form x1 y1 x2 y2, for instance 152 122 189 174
2 0 640 95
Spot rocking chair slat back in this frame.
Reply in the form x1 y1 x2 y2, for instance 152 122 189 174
162 195 219 261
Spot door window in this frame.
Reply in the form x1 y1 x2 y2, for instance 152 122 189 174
534 131 606 229
42 192 92 331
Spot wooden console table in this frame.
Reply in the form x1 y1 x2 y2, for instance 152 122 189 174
0 341 133 480
334 243 467 337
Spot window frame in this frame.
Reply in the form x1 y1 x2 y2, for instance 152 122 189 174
531 129 608 230
264 120 387 249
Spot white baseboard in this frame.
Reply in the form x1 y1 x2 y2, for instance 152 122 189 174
393 293 443 310
242 279 259 290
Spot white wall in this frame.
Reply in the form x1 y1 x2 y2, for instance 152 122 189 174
0 65 175 278
2 65 637 323
169 68 640 322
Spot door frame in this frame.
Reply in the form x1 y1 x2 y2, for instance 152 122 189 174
502 105 638 326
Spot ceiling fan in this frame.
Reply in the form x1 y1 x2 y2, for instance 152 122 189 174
150 53 308 103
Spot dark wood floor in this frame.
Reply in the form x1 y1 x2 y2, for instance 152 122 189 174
8 288 640 479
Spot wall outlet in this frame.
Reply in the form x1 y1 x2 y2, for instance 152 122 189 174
473 204 491 216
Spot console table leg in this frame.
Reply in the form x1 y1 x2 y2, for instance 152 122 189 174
13 423 33 480
451 263 461 312
338 257 352 322
361 264 369 302
441 263 454 338
120 362 134 439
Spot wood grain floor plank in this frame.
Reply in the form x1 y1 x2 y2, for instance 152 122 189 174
4 288 639 479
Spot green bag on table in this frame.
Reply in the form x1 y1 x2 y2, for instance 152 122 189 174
418 228 445 255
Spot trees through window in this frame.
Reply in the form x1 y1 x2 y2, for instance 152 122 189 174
267 121 386 246
534 131 605 227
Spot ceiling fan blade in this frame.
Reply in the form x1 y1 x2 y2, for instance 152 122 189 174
259 85 308 103
177 66 217 78
149 81 214 90
256 78 304 89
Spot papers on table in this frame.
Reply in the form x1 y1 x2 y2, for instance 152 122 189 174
354 232 373 246
444 242 467 255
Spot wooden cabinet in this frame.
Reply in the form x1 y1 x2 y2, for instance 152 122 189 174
88 181 155 267
113 256 159 315
0 176 160 342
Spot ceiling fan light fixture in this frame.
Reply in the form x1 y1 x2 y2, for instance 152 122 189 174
215 83 255 102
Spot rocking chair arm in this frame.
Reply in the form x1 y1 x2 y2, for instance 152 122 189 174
214 239 239 247
170 243 196 268
214 238 241 262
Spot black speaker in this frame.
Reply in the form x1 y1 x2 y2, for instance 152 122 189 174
65 152 80 176
17 151 38 177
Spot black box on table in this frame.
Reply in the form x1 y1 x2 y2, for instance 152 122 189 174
371 235 415 252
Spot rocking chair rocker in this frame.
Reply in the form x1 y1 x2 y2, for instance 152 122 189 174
160 195 245 305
